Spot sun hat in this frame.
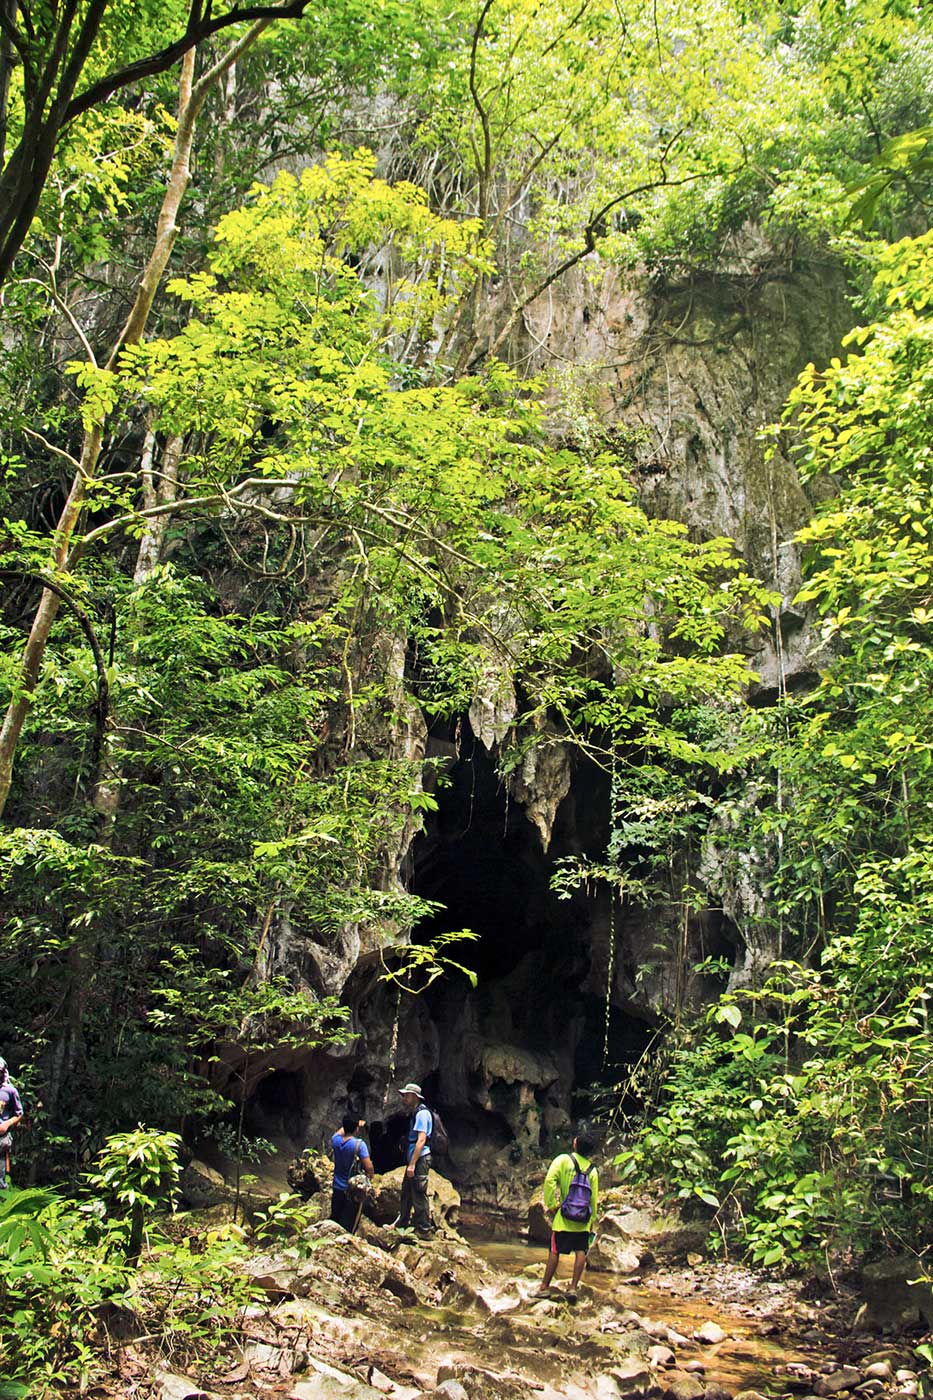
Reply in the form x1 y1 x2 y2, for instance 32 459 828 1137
398 1082 422 1095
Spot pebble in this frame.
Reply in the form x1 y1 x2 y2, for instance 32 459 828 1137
895 1373 918 1385
863 1364 893 1383
648 1345 676 1370
684 1361 706 1375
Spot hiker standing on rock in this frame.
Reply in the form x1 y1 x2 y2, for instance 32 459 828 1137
397 1082 434 1236
536 1131 599 1299
330 1114 374 1234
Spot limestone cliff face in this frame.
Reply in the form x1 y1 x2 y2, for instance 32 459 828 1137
243 248 853 1201
517 248 849 694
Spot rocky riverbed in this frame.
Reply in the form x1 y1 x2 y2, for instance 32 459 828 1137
137 1163 932 1400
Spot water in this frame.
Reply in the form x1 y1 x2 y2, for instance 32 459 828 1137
469 1236 825 1393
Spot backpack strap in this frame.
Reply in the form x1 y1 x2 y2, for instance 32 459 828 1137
569 1153 594 1177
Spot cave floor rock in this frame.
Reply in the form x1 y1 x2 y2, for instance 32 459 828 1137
113 1216 932 1400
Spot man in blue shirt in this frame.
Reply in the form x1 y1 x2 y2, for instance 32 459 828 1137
397 1082 433 1236
330 1114 374 1233
0 1057 23 1190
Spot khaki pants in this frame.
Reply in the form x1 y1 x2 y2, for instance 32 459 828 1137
398 1155 431 1230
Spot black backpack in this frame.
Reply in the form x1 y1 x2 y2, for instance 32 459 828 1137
426 1105 449 1156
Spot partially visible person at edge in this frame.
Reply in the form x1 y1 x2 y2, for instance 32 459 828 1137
330 1114 374 1233
397 1082 434 1237
536 1131 599 1299
0 1057 24 1191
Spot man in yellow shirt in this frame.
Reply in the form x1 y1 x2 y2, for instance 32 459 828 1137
536 1132 598 1298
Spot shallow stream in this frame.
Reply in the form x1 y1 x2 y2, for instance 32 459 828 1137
470 1236 829 1394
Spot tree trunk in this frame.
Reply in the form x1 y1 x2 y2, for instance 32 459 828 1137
91 431 183 834
0 18 270 819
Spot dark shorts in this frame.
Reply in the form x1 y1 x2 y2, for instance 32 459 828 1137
550 1229 590 1256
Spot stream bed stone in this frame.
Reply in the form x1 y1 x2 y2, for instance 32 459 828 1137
138 1205 933 1400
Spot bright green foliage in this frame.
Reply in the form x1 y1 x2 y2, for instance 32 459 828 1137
85 1125 182 1260
4 0 933 1303
399 0 933 297
0 1174 257 1392
0 150 767 1179
620 230 933 1267
252 1190 321 1247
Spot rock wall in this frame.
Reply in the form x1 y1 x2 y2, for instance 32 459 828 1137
240 248 853 1205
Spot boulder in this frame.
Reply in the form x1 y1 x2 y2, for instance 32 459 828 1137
589 1233 644 1275
156 1373 217 1400
607 1360 650 1394
599 1204 659 1239
860 1256 933 1330
430 1385 470 1400
814 1373 861 1398
289 1379 384 1400
367 1166 460 1228
665 1375 707 1400
694 1322 726 1346
179 1159 232 1209
436 1362 532 1400
595 1191 706 1260
609 1359 652 1394
528 1184 551 1244
287 1150 331 1199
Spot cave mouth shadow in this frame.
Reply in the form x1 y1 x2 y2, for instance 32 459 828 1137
410 719 592 988
405 718 655 1164
367 1112 409 1174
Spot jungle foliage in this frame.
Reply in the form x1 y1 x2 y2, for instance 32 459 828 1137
617 217 933 1270
1 1 933 1382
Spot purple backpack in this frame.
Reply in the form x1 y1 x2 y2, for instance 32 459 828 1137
559 1154 595 1223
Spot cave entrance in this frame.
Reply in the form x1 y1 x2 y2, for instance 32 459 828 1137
244 1068 306 1143
406 719 653 1177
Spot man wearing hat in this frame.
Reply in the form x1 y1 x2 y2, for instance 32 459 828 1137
397 1082 433 1235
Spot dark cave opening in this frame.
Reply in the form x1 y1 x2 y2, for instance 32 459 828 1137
411 721 590 987
245 1068 306 1141
404 718 656 1168
366 1111 410 1174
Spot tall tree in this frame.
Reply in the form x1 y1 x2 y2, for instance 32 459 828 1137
0 0 324 288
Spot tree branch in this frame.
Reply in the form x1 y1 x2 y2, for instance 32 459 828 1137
63 0 312 125
0 569 110 776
